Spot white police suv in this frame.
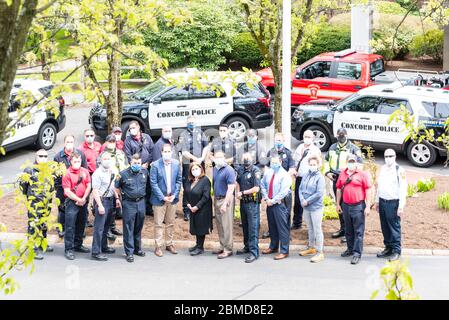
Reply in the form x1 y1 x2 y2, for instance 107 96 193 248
89 71 273 141
2 79 66 152
292 83 449 167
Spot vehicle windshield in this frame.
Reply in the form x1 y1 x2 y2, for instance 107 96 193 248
131 80 166 101
333 93 359 108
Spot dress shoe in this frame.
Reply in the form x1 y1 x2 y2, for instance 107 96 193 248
388 253 401 261
58 231 65 238
183 215 189 221
134 250 146 257
299 247 317 256
245 255 257 263
106 232 117 241
154 248 163 257
351 256 361 265
74 245 90 253
212 249 224 255
274 253 289 260
111 228 123 236
217 251 233 259
340 236 347 243
236 248 249 255
102 247 116 254
91 254 108 261
190 248 204 256
166 245 178 254
260 231 270 239
65 251 75 260
290 224 301 230
34 249 44 260
377 248 393 258
126 255 134 263
262 248 278 255
43 245 54 252
189 245 198 253
341 250 353 257
332 229 345 238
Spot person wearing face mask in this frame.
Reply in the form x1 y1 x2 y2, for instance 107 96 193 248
325 128 362 242
298 156 325 263
375 149 406 262
292 130 321 230
240 129 268 170
212 151 236 259
150 144 182 257
90 152 117 261
260 155 293 260
184 163 213 256
19 150 55 260
115 153 151 263
336 154 372 265
62 152 92 260
79 129 102 175
54 134 88 238
100 127 125 153
210 124 236 167
236 153 261 263
152 126 175 161
179 116 209 221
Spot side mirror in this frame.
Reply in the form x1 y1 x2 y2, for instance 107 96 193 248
295 69 303 79
151 97 162 104
337 106 343 113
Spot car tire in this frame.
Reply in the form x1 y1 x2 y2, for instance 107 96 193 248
225 117 250 141
406 141 437 168
36 122 57 150
307 125 331 151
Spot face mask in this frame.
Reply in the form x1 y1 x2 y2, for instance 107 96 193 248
309 165 318 172
131 164 141 172
107 144 116 151
187 123 195 130
162 132 172 140
86 136 94 144
248 137 257 145
385 157 395 166
102 159 112 169
243 159 252 168
338 136 347 144
271 163 281 171
114 134 122 141
130 128 139 136
303 137 313 146
65 143 74 152
36 156 48 164
275 142 283 150
162 153 172 161
215 158 225 168
72 163 81 170
192 168 201 177
347 162 356 171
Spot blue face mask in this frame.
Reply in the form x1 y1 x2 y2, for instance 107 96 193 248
275 142 283 150
271 163 281 171
131 164 142 173
248 137 257 145
187 123 195 130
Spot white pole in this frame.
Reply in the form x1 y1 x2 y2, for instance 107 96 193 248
282 0 292 148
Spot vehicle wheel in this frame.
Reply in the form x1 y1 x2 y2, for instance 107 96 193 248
406 141 437 168
225 117 250 141
307 125 330 151
36 122 57 150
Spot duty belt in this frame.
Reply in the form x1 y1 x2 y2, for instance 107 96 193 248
123 196 144 202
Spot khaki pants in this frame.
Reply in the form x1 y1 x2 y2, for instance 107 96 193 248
153 203 177 248
214 197 234 253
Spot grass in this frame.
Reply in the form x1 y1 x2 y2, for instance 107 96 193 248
437 193 449 211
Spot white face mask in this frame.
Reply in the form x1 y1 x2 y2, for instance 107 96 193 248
72 162 81 170
385 157 396 166
192 168 201 177
347 162 356 171
162 152 172 161
102 159 112 169
309 165 318 172
130 128 139 136
303 137 313 146
65 143 74 152
114 134 122 141
215 158 225 168
162 132 172 140
86 136 94 144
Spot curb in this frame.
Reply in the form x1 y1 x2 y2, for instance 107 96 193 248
1 232 448 256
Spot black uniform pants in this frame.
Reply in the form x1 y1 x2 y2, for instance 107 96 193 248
64 199 87 252
27 201 48 239
56 186 65 232
379 198 401 254
92 198 114 255
332 179 345 231
240 201 260 258
122 199 146 256
182 163 191 218
342 201 366 257
293 176 303 227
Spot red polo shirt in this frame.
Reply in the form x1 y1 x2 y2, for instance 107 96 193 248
79 141 101 174
62 167 91 198
336 168 371 205
99 140 124 153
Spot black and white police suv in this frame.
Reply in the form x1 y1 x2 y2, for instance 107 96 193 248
292 83 449 167
89 71 273 140
2 79 66 152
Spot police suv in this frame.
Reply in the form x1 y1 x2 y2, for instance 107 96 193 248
2 79 66 152
292 83 449 167
89 71 273 141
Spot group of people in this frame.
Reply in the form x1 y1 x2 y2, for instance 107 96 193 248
20 116 407 265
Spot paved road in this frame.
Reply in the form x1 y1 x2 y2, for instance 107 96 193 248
2 244 449 300
1 106 448 186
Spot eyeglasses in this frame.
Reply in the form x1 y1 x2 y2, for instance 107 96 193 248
385 155 395 158
37 155 48 158
85 135 94 138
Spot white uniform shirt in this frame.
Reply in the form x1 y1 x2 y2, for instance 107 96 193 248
376 163 407 209
293 143 321 178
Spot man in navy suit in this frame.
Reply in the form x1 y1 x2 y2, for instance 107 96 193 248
150 143 182 257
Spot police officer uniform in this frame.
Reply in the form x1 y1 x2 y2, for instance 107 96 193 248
115 167 150 261
236 164 261 261
210 136 236 166
239 139 268 170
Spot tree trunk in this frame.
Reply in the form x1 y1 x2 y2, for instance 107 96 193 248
0 0 39 148
272 63 282 133
41 51 51 81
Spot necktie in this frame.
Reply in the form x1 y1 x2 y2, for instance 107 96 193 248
268 173 275 199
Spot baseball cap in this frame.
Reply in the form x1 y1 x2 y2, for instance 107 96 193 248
112 126 122 133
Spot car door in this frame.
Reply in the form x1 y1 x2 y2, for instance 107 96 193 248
188 85 232 127
148 86 191 130
331 62 365 101
292 60 333 104
373 97 411 144
333 95 380 144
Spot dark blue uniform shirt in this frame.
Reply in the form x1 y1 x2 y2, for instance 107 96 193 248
115 167 150 200
267 147 295 172
124 133 154 165
236 165 261 192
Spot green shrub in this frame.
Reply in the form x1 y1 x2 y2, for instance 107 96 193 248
371 27 413 60
407 183 418 198
375 1 408 15
409 29 444 63
416 178 436 193
226 32 264 68
323 195 339 220
437 192 449 211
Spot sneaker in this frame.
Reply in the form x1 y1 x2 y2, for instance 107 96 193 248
299 247 317 256
310 253 324 263
34 248 44 260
